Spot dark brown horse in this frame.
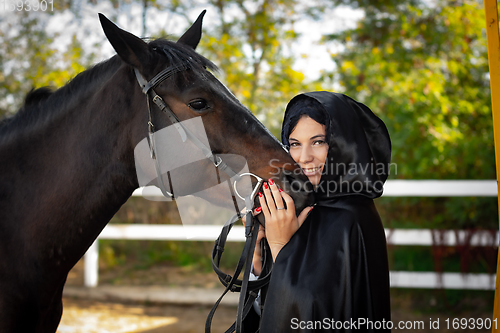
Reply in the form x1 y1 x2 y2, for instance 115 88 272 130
0 12 311 333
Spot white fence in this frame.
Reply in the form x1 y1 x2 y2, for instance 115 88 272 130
84 180 499 289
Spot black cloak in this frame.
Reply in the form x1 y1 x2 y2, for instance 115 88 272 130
258 91 392 332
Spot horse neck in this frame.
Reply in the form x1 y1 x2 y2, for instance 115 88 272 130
1 60 146 272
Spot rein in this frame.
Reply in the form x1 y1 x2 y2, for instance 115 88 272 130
206 176 273 333
134 62 272 333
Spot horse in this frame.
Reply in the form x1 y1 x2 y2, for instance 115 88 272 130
0 12 312 333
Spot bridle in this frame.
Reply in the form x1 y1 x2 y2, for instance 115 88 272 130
134 60 272 333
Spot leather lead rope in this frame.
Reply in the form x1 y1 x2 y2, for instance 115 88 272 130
205 206 273 333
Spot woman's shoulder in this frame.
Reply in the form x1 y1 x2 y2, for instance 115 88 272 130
305 204 360 239
314 197 365 219
316 195 378 217
311 197 380 234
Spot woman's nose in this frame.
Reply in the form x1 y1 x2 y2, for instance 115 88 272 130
299 146 314 164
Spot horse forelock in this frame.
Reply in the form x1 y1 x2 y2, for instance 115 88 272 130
148 39 218 82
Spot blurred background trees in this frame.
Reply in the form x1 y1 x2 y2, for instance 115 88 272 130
325 0 493 180
321 0 497 230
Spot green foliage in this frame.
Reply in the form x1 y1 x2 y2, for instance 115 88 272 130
324 0 497 230
388 245 496 274
377 196 499 229
325 0 494 180
0 13 95 117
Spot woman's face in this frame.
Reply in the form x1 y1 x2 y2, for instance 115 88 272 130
288 116 329 187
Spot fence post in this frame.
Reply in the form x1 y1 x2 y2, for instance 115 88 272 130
83 239 99 287
484 0 500 331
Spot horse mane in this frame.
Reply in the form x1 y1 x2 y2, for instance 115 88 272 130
0 37 218 145
24 87 54 108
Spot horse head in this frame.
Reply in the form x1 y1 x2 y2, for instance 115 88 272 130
99 12 314 213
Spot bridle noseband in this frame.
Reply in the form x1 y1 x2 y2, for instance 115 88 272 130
134 61 272 333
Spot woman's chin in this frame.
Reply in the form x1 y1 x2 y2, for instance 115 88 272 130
307 176 321 188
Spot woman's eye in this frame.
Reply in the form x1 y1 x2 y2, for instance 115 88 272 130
189 99 209 111
289 142 300 148
313 140 326 146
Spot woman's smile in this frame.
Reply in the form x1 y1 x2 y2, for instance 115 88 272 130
302 166 322 176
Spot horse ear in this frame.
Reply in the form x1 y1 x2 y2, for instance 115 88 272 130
99 13 150 70
177 10 206 49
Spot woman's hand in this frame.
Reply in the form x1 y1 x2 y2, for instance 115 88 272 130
258 179 313 261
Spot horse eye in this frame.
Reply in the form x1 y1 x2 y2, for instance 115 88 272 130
189 99 208 111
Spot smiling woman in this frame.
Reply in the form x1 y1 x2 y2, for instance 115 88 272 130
247 91 393 332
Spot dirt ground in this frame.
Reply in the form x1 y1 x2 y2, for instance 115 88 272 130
58 260 494 333
57 298 237 333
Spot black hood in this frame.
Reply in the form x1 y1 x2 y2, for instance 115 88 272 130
281 91 391 200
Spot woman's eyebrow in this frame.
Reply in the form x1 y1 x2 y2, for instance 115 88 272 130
289 134 325 142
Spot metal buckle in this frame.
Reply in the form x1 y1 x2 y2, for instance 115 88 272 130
233 173 263 201
213 155 223 168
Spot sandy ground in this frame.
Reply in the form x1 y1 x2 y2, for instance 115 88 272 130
57 298 237 333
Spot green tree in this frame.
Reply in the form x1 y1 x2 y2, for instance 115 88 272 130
0 12 95 117
324 0 497 229
325 0 494 180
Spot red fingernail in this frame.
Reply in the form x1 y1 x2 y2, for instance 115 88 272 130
268 179 274 185
263 182 269 189
258 192 263 197
279 188 283 192
255 207 262 213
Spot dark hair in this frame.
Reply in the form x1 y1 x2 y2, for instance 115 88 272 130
281 97 329 147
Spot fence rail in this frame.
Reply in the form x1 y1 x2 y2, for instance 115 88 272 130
83 180 499 289
132 179 499 198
